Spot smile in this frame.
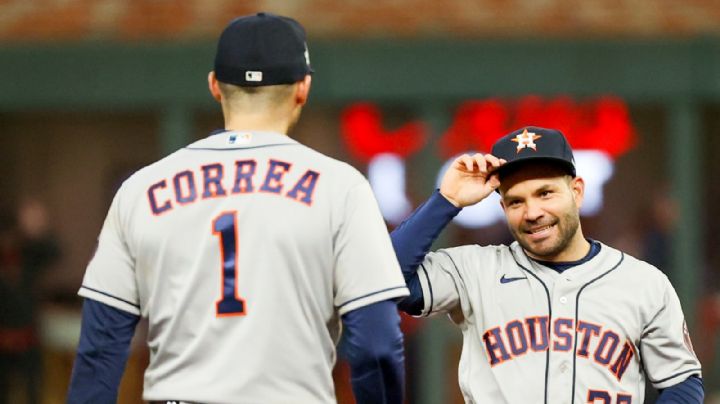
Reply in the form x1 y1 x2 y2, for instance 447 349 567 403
525 224 556 238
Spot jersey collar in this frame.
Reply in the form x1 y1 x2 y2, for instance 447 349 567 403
511 240 621 281
186 129 299 150
533 239 602 273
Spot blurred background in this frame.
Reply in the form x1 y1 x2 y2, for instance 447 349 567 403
1 0 719 403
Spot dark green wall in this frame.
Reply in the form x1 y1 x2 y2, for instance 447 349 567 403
1 38 719 108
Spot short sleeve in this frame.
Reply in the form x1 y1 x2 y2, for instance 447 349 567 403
334 180 409 315
640 277 702 389
417 247 471 318
78 187 141 315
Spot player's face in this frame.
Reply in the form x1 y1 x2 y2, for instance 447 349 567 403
499 165 585 261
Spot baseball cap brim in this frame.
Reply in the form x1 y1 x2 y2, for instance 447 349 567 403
492 156 576 178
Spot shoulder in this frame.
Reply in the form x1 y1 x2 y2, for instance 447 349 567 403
602 242 671 287
273 141 365 187
103 148 196 220
439 244 510 256
301 150 373 203
600 244 685 325
115 151 183 196
298 146 366 181
431 244 512 268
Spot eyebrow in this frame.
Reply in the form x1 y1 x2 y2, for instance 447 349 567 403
503 181 558 201
535 184 555 193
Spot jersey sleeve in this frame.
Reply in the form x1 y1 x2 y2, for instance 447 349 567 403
416 247 471 318
640 276 702 389
334 180 409 315
78 186 141 315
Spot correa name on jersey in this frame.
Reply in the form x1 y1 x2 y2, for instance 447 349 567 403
146 158 321 216
482 315 634 380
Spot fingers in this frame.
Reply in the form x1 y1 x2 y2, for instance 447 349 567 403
454 154 485 173
484 154 506 171
458 154 475 172
471 154 488 173
453 153 506 174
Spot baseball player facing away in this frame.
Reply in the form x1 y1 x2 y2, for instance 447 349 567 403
67 13 409 404
392 127 703 403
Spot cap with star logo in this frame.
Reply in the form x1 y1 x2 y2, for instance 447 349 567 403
491 126 576 178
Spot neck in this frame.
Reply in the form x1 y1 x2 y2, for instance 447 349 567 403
223 112 292 135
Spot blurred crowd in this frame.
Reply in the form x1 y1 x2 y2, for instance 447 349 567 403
0 199 59 404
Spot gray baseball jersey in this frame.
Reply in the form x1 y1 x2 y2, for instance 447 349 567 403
78 131 409 403
417 241 700 404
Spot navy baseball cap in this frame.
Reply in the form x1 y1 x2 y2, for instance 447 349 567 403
491 126 576 178
214 12 313 87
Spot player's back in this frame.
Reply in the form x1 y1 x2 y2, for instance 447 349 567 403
93 131 370 403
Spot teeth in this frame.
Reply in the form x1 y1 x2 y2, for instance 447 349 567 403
530 225 552 234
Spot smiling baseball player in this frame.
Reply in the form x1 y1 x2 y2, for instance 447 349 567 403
66 13 409 404
392 126 702 403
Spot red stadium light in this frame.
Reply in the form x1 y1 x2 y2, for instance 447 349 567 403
440 96 635 158
340 96 637 226
341 103 428 162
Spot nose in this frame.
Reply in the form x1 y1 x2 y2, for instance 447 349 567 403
524 200 544 222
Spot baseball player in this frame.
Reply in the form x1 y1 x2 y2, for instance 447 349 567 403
392 126 703 403
66 13 409 404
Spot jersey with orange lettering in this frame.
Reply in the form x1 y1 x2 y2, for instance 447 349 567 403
417 241 700 404
78 130 408 403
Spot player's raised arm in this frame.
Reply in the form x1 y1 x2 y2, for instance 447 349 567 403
439 153 505 208
391 153 505 315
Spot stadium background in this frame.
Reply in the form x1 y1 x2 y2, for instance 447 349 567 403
0 0 719 402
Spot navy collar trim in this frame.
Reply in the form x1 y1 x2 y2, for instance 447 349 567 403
533 239 601 273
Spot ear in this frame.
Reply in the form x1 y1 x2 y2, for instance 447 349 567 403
208 71 223 103
570 176 585 208
294 75 312 105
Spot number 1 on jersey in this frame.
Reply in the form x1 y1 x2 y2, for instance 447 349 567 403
213 211 246 316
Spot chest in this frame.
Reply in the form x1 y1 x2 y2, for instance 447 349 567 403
469 266 645 378
474 260 644 329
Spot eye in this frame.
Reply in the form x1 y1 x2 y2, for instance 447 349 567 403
540 190 553 198
507 199 521 207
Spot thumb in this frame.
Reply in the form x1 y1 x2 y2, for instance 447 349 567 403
487 174 501 191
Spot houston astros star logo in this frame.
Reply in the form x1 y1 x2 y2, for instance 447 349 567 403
511 129 542 153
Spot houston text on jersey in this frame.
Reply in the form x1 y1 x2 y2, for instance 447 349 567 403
482 316 635 381
146 158 321 215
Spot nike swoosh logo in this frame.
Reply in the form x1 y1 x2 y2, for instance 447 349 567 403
500 274 528 284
